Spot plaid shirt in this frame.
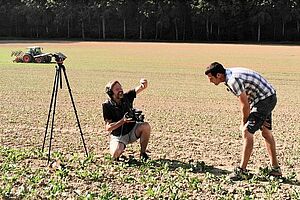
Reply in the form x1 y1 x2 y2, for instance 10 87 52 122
225 68 276 107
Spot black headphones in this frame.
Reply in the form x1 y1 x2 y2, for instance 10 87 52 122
105 80 119 97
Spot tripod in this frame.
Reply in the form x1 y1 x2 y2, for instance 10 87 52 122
42 58 88 164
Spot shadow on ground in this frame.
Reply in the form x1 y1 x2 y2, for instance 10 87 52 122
150 158 231 175
252 174 300 186
115 156 231 176
112 156 300 186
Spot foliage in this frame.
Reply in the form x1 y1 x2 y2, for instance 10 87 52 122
1 0 300 41
1 146 298 199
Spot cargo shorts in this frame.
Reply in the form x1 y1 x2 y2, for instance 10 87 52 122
110 122 143 147
246 94 277 134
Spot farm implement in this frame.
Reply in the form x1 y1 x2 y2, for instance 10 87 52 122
11 46 64 63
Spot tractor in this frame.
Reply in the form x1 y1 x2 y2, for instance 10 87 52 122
11 46 53 63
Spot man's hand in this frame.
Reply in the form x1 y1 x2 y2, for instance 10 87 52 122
140 78 148 89
123 117 135 123
135 78 148 94
104 116 134 132
123 112 135 123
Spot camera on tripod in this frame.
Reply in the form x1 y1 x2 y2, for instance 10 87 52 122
42 52 88 164
52 52 67 63
125 108 145 122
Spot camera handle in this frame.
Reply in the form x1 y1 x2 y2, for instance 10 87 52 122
42 63 88 164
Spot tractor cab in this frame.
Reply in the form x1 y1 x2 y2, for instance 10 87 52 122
26 46 43 56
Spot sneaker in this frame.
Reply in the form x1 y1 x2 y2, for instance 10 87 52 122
112 155 127 162
228 167 252 181
269 166 282 177
112 157 120 162
140 152 149 161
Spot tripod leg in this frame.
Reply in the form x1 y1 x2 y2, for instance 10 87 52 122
59 68 63 89
61 66 89 157
47 68 61 164
42 69 59 151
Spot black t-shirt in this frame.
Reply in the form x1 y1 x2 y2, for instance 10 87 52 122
102 89 136 136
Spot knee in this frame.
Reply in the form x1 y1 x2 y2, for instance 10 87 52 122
242 129 253 141
141 122 151 133
261 129 273 140
110 144 124 158
110 148 123 158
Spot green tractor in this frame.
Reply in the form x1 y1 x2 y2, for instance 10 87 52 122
11 46 53 63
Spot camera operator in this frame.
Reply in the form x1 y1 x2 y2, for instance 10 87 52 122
102 79 151 161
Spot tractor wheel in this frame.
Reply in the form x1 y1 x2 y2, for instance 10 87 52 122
23 54 32 63
45 56 52 63
35 57 42 63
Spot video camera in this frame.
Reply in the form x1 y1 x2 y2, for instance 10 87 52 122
125 108 144 122
52 52 67 63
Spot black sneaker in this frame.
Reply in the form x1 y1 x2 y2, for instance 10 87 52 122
228 167 252 181
269 166 282 177
140 152 149 161
112 155 127 162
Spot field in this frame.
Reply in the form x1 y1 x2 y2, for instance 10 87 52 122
0 41 300 199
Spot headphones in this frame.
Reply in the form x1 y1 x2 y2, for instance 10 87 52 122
105 80 119 97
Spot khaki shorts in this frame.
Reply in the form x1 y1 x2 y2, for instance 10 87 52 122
110 122 142 147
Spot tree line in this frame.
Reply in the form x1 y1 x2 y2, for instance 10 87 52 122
1 0 300 42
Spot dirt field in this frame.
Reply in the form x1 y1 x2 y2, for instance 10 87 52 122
0 41 300 199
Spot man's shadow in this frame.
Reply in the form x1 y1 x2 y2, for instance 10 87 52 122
121 157 300 186
252 171 300 186
122 156 230 176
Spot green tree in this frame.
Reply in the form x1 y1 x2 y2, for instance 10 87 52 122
272 0 293 40
3 1 20 37
115 0 136 39
77 0 91 40
21 0 45 38
93 0 115 40
250 1 272 42
137 0 156 39
291 0 300 38
190 0 203 40
169 0 191 40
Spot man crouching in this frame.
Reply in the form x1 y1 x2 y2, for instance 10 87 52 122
102 79 151 161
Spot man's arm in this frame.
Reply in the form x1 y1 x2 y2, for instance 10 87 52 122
103 103 134 132
238 92 250 126
105 118 131 132
135 78 148 95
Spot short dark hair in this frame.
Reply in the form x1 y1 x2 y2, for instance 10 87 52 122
205 62 225 77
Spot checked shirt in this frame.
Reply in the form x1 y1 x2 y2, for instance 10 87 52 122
225 68 276 107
